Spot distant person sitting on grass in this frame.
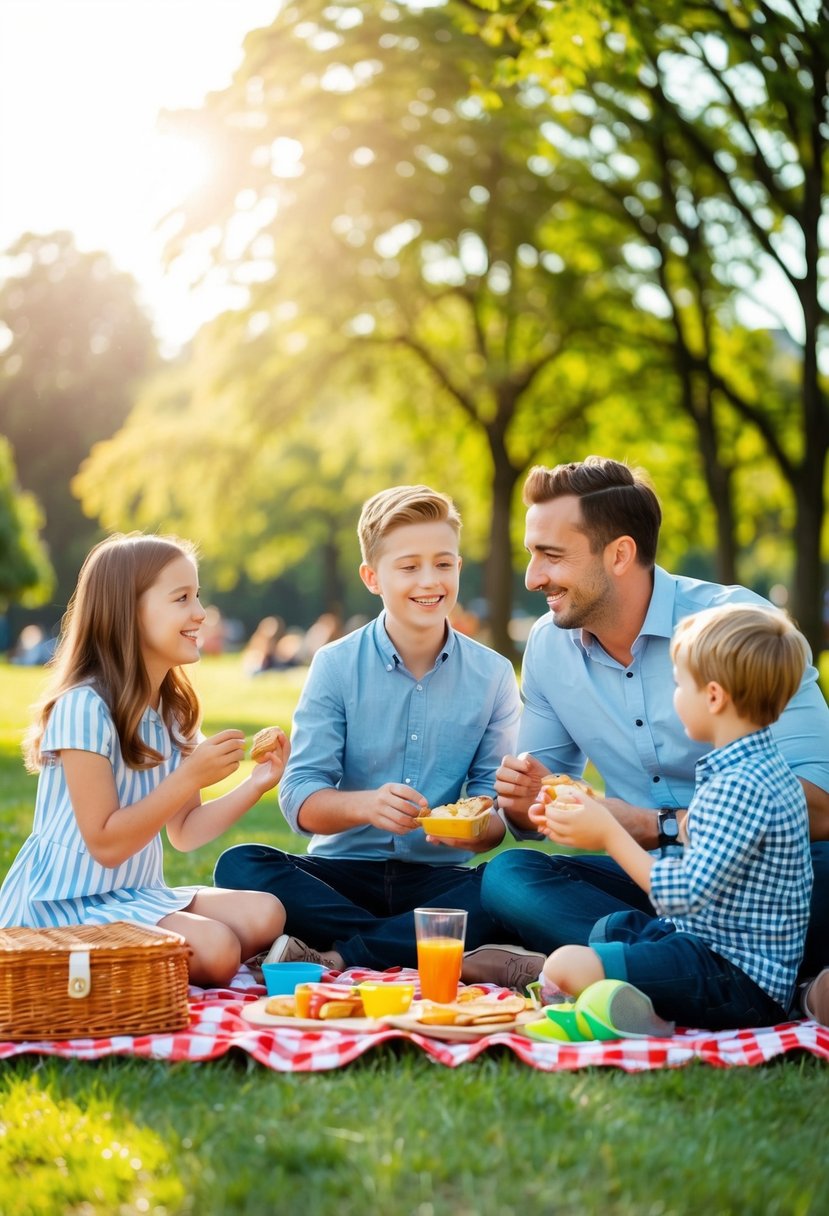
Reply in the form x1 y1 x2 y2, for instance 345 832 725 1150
214 484 521 971
531 605 813 1030
0 534 287 987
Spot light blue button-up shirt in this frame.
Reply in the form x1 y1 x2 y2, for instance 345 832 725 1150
518 567 829 808
278 612 522 862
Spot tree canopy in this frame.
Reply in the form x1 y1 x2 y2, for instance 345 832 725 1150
459 0 829 647
73 0 828 651
79 0 685 652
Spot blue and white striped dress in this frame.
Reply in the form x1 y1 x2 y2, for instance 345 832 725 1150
0 684 200 928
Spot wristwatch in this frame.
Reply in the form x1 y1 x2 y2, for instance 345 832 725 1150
656 808 681 850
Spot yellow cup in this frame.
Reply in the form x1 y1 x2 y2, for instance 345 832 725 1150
356 982 415 1018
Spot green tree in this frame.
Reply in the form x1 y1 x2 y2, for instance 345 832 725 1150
0 231 157 605
74 322 420 616
153 0 643 655
461 0 829 650
0 435 54 612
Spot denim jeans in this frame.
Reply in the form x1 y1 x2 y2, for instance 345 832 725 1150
481 843 828 985
803 840 829 978
480 848 654 954
213 844 502 970
590 911 787 1030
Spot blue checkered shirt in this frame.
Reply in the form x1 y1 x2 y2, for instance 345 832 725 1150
649 728 812 1008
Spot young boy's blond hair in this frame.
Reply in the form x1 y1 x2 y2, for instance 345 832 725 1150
670 603 810 728
358 485 462 566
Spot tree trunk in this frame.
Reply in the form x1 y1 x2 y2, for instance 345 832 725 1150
484 444 521 662
672 344 739 585
321 528 345 620
791 466 825 659
695 406 738 586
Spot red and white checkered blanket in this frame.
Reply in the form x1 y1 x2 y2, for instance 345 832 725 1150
2 967 827 1072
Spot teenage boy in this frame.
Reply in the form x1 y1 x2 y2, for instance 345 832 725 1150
533 604 813 1029
214 485 521 970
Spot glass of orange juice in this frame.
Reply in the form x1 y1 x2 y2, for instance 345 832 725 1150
414 907 467 1004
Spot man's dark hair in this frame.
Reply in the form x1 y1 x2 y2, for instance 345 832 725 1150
522 455 662 567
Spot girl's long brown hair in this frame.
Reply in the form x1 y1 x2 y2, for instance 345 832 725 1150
24 534 202 772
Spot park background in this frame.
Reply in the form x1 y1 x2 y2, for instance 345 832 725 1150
1 2 828 1214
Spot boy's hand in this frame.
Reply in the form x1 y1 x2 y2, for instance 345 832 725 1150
248 728 290 794
183 730 246 789
365 783 428 834
537 787 616 850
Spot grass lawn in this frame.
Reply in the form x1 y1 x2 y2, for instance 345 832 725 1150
1 656 827 1216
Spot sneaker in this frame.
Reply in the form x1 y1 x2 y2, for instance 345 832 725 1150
461 944 545 991
801 968 829 1026
575 979 675 1040
264 933 341 971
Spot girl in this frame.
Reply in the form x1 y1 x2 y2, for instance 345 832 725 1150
0 533 288 986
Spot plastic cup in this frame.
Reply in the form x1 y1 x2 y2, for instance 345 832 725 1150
414 907 467 1003
261 962 324 996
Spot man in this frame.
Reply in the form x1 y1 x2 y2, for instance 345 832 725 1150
464 456 829 1019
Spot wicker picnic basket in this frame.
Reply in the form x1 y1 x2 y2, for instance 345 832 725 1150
0 922 191 1041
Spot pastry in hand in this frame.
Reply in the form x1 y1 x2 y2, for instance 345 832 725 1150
417 795 493 821
540 773 593 798
250 726 283 763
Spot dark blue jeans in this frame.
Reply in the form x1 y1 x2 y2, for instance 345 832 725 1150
213 844 502 970
803 841 829 978
590 911 787 1030
481 842 829 986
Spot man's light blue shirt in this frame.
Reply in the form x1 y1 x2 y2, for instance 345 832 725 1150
518 566 829 809
278 612 521 862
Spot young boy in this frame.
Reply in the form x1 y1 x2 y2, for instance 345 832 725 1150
214 485 521 970
530 603 813 1030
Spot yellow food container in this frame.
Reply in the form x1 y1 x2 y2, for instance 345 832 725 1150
416 810 491 839
356 982 415 1017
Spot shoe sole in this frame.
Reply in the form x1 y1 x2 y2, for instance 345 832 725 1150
577 980 674 1040
263 934 291 965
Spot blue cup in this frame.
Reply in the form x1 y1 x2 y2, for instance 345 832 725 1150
261 962 324 996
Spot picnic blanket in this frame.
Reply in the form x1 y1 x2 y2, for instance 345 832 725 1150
2 967 827 1073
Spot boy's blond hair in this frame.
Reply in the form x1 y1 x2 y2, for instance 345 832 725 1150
670 603 809 727
358 485 461 566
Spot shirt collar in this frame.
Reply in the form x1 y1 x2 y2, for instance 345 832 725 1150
695 727 774 778
372 609 455 670
637 566 676 641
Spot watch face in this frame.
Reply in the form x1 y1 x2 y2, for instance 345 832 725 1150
659 812 680 843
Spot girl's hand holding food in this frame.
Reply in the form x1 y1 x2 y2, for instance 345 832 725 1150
184 730 246 789
249 726 291 791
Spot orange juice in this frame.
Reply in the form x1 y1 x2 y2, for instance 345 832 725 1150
417 936 464 1003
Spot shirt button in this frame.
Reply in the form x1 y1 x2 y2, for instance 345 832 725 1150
635 719 643 727
626 671 634 678
652 775 661 783
405 778 412 784
411 734 418 741
416 684 423 691
386 664 394 671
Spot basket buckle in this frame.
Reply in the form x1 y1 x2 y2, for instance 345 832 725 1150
68 949 91 998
